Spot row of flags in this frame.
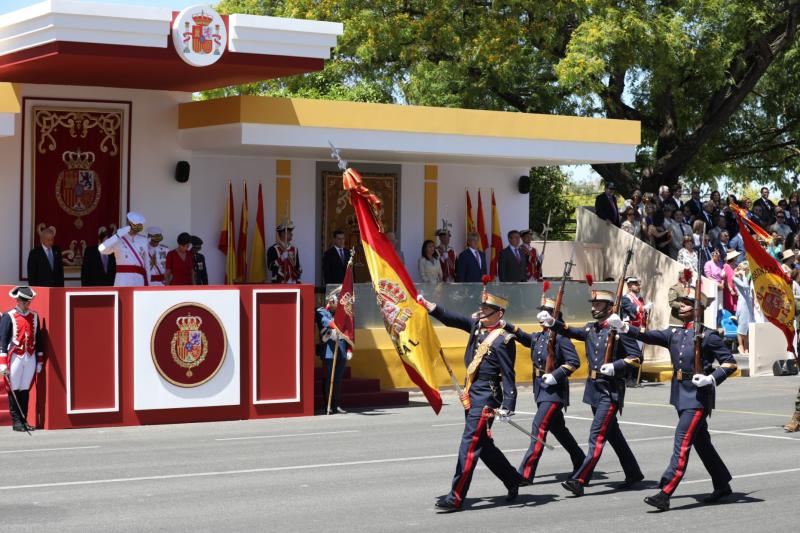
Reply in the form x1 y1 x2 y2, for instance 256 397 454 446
464 189 503 280
218 181 268 285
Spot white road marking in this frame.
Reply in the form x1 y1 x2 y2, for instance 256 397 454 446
683 467 800 485
0 446 100 455
623 401 790 418
215 430 359 441
561 416 798 440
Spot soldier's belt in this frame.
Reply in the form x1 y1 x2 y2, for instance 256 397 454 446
674 369 695 381
476 373 500 382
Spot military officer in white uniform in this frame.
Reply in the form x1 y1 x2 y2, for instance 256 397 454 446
147 227 169 286
98 212 151 287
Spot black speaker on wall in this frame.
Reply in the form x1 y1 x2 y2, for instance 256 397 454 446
175 161 190 183
518 175 531 194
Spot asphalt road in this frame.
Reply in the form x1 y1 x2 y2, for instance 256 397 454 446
1 377 798 532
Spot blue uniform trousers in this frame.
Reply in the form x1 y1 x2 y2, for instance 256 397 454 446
571 397 642 485
323 356 347 411
518 401 585 481
445 407 521 507
660 408 732 495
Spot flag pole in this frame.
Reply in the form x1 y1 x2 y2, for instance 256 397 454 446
437 348 469 410
326 342 340 415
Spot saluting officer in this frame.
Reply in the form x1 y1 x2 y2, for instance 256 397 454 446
0 286 44 432
418 290 523 512
503 297 586 485
539 289 644 496
608 288 737 511
99 211 150 286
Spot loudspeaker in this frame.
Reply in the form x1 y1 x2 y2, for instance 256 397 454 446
772 359 798 376
175 161 190 183
517 175 530 194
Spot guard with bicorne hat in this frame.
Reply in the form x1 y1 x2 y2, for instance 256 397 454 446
0 286 44 432
268 217 302 283
435 219 456 283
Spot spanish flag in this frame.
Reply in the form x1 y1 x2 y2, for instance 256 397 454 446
465 189 476 240
729 202 773 243
218 181 237 284
236 181 249 282
248 183 267 283
734 212 795 353
343 166 443 413
490 189 503 280
476 189 488 251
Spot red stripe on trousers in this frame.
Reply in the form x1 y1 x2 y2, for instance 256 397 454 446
452 409 490 506
663 409 704 495
522 403 559 479
577 403 617 484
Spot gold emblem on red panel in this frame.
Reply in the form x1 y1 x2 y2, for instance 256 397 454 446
151 303 227 388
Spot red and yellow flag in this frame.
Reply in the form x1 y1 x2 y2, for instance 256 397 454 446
490 189 503 280
729 202 773 243
735 212 795 352
248 183 267 283
218 181 237 284
343 166 443 413
236 181 249 282
465 189 476 241
332 255 355 346
476 189 488 251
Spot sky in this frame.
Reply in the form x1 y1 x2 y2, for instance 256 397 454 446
0 0 202 14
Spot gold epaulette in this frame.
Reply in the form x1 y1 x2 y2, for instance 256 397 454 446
721 362 738 370
623 356 641 368
502 332 514 344
560 363 576 374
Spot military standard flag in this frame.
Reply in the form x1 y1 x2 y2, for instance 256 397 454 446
332 255 355 347
476 189 488 251
343 166 443 413
490 189 502 280
248 183 267 283
218 181 237 284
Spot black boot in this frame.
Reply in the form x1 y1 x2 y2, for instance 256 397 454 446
18 390 34 431
644 491 671 511
9 390 24 432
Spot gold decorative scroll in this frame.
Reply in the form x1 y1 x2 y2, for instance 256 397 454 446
34 109 122 156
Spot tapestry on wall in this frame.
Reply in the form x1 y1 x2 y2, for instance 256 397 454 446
31 106 124 275
322 170 398 283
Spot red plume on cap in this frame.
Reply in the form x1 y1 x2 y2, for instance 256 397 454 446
585 274 594 287
682 268 693 280
481 274 492 285
542 280 551 293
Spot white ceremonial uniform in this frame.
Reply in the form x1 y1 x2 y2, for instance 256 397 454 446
148 244 169 286
99 229 151 286
0 308 43 390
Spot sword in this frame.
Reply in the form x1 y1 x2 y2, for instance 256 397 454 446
3 374 31 436
493 409 554 450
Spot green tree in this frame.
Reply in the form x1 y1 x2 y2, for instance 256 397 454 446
213 0 800 195
527 167 574 241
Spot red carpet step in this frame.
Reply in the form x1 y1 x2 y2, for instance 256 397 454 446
314 365 409 411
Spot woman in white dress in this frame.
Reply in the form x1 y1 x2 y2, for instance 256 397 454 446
677 235 699 283
418 239 442 283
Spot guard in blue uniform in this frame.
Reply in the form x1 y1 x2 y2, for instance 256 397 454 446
540 289 644 496
503 297 585 484
418 291 523 512
608 288 737 511
315 287 351 415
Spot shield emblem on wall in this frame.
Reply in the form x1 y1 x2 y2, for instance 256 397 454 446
55 149 101 229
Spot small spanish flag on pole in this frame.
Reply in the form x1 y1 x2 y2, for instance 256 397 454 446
218 181 237 284
476 189 488 251
490 189 502 280
236 181 249 282
465 189 476 243
248 182 267 283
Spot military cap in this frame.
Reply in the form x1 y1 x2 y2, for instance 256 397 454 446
625 276 641 285
146 226 163 237
277 217 295 232
520 229 533 237
9 286 36 301
539 297 556 311
126 211 146 225
190 235 203 247
678 287 714 308
481 292 508 311
588 290 615 304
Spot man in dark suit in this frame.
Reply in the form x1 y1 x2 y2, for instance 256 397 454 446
594 182 620 226
27 226 64 287
321 229 351 286
456 232 486 282
685 186 704 222
81 227 116 286
753 187 775 226
498 230 528 282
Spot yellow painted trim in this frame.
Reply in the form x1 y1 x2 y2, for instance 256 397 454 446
179 96 641 145
276 159 291 176
275 177 291 227
0 83 21 113
424 164 438 181
424 182 438 240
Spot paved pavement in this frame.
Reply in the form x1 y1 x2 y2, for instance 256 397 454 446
0 377 798 532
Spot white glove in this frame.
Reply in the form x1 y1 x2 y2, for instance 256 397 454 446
542 373 557 386
36 362 43 373
644 302 653 312
496 408 513 420
116 225 131 237
0 363 7 375
345 350 353 361
416 294 436 312
498 319 507 329
607 313 629 333
537 310 555 327
600 363 615 376
280 252 289 260
692 374 714 387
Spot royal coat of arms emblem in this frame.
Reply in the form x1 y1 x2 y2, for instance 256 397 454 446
171 314 208 377
376 279 412 340
55 149 101 229
173 5 227 67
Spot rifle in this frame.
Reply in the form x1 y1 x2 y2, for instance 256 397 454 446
693 223 707 374
545 246 576 373
539 211 552 278
603 235 636 364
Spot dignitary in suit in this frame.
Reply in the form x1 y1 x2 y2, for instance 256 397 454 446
498 230 529 282
147 227 169 286
268 218 302 283
608 289 737 510
594 181 620 227
322 230 351 286
27 226 64 287
418 289 524 512
99 212 150 286
81 227 116 286
315 287 351 415
503 297 586 484
0 287 44 432
541 289 644 496
456 232 486 282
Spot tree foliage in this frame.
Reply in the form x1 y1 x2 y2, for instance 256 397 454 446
213 0 800 195
527 167 575 241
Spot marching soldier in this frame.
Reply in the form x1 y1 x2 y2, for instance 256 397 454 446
147 227 169 287
418 290 524 512
503 297 586 485
190 236 209 285
608 288 736 510
0 287 44 432
267 217 302 283
539 289 644 496
98 212 150 286
520 229 542 281
785 390 800 432
435 221 456 283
